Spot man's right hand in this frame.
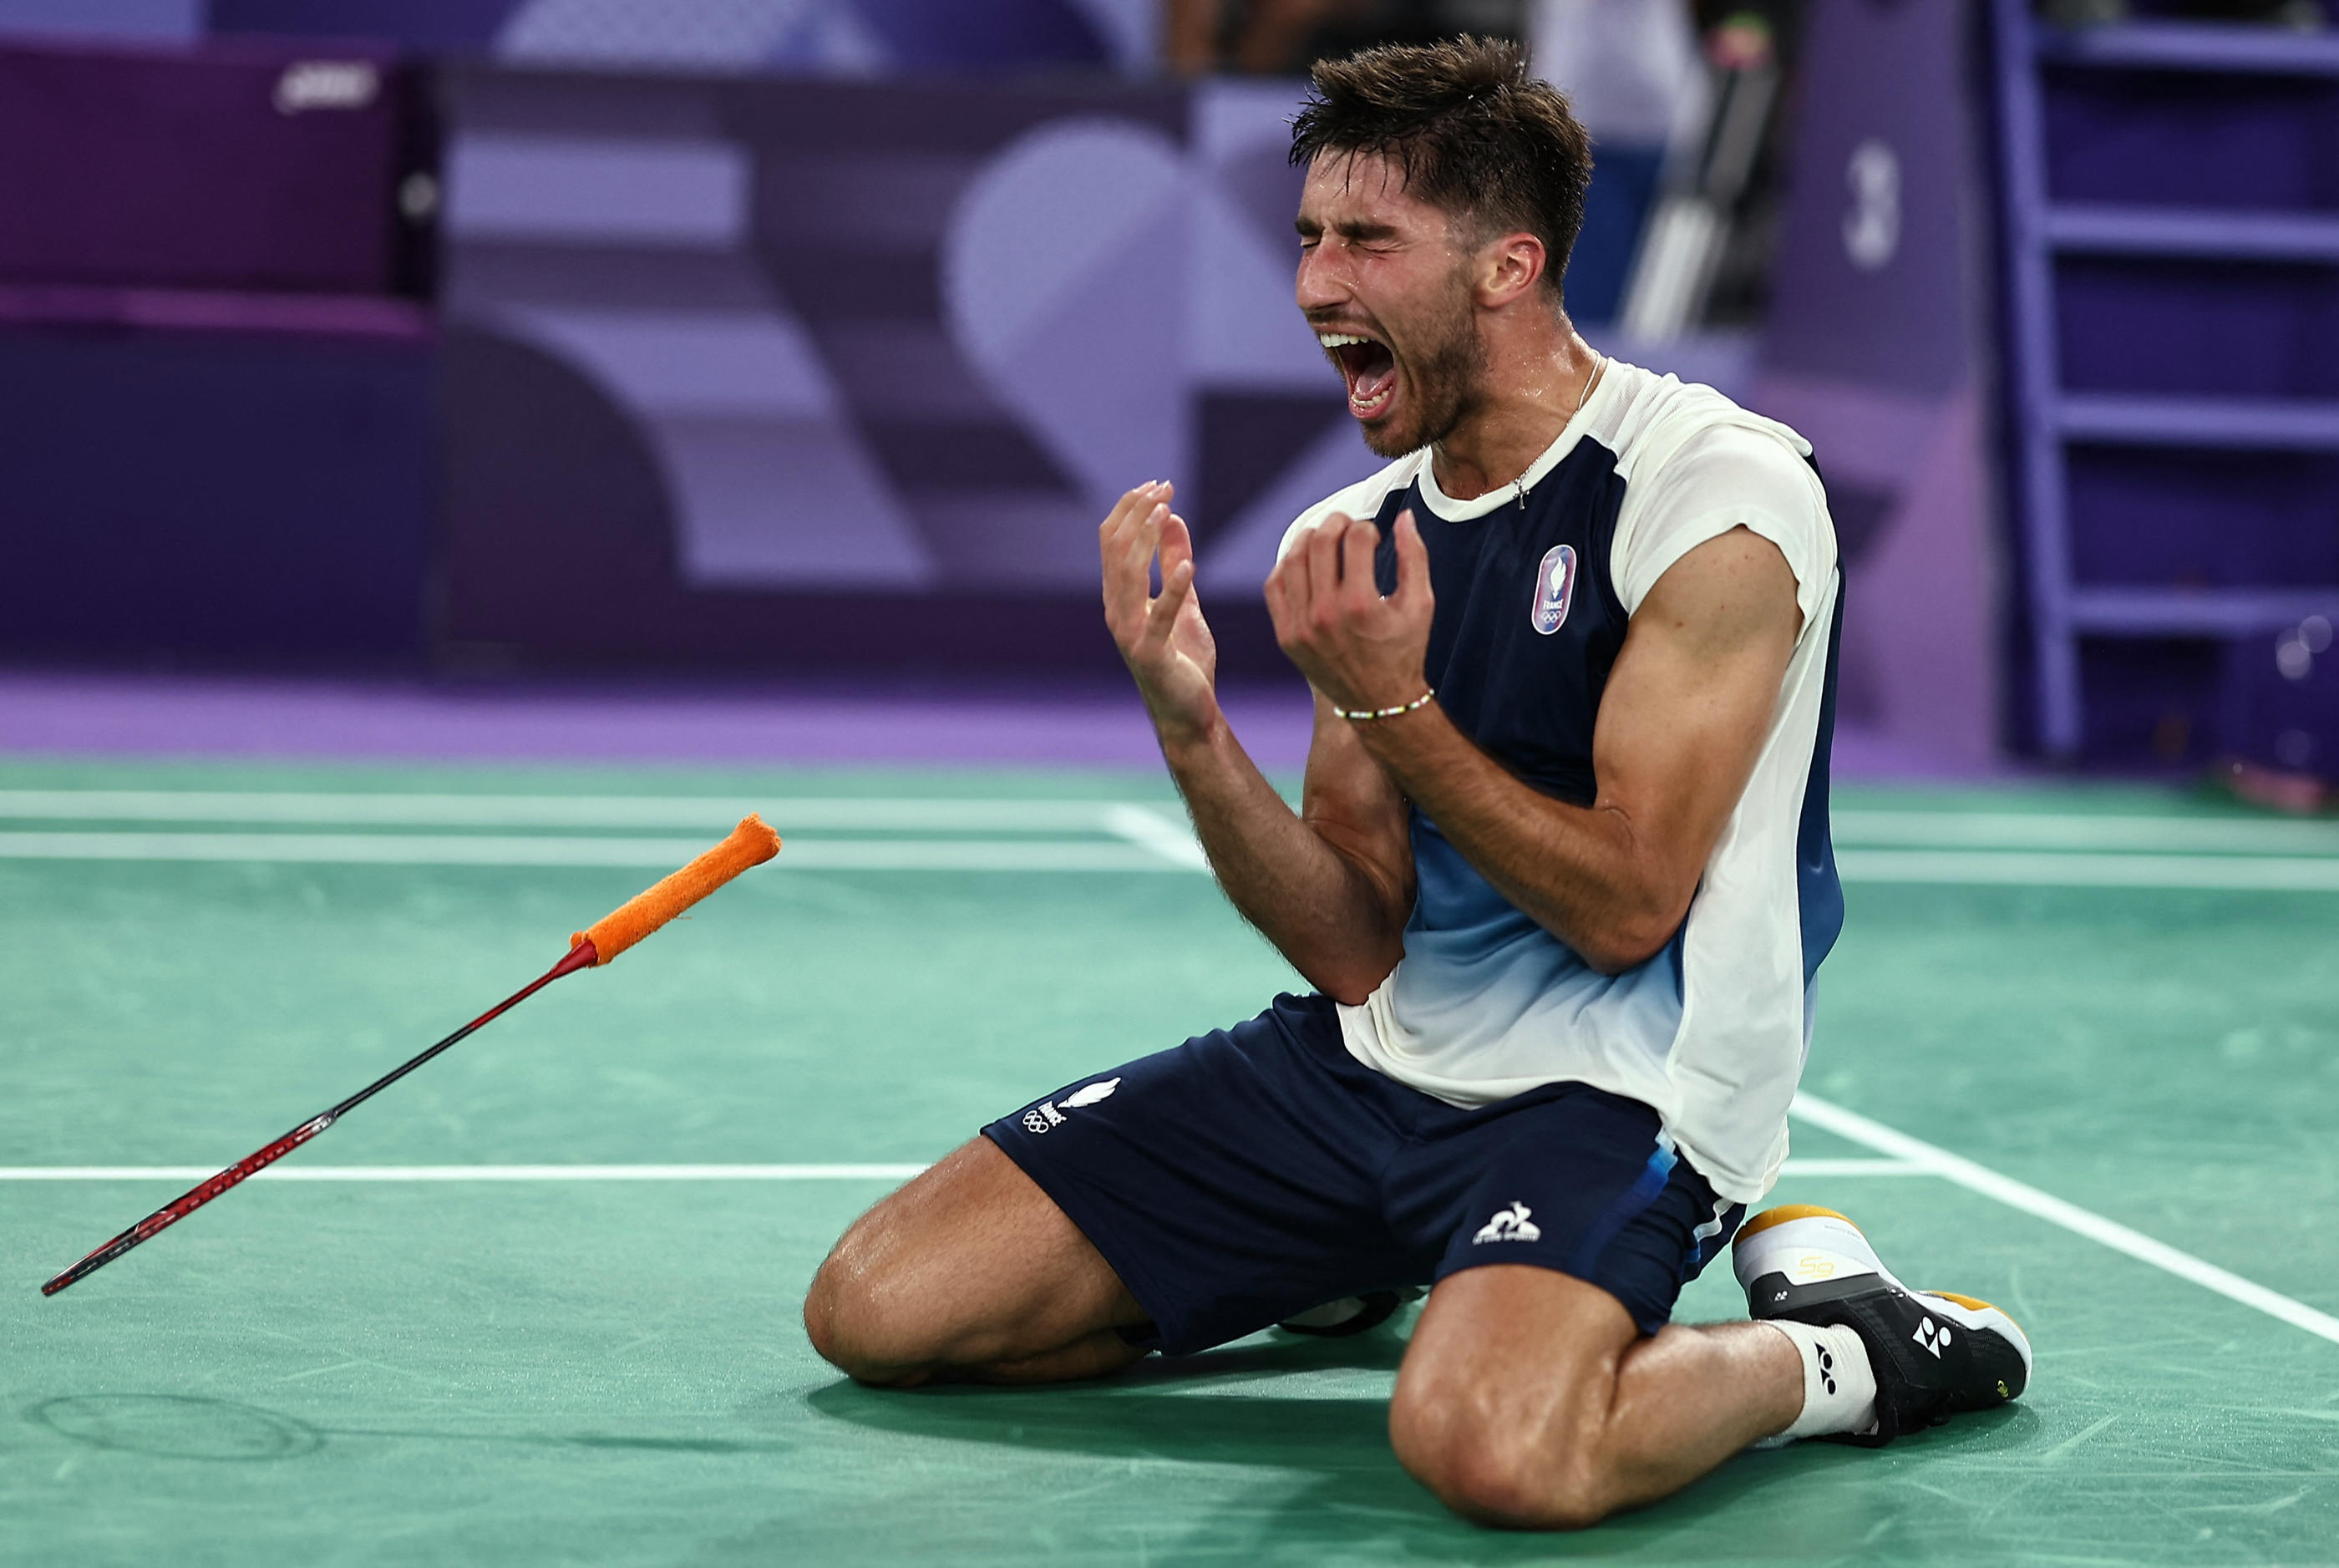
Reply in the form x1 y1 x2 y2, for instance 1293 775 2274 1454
1101 481 1220 749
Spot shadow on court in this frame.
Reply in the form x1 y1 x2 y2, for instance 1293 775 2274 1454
788 1334 2037 1562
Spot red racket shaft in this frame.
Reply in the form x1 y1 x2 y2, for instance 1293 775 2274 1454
40 940 598 1297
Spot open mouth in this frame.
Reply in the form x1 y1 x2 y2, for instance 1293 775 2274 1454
1318 332 1398 420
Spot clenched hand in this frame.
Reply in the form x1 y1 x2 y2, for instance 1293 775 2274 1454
1266 510 1434 716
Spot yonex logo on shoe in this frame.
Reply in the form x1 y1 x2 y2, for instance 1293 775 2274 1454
1818 1346 1837 1396
1912 1317 1951 1357
1472 1202 1542 1245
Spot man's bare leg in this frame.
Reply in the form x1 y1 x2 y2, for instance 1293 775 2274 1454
1389 1265 1803 1530
804 1139 1152 1387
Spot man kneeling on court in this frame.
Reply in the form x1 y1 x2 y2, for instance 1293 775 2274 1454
804 37 2030 1528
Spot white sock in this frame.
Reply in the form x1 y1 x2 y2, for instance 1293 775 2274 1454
1760 1321 1878 1443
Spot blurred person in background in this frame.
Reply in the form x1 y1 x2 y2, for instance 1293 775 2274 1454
1173 0 1804 344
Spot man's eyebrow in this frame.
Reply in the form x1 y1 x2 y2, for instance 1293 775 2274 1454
1293 216 1400 241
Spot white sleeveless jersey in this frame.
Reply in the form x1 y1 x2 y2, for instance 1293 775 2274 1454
1276 361 1843 1205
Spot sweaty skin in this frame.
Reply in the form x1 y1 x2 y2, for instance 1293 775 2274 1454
809 144 1819 1530
1266 510 1800 977
1119 148 1804 987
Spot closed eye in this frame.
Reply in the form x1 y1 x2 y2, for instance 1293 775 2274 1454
1295 219 1400 251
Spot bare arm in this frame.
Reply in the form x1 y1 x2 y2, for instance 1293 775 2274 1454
1099 484 1413 1002
1268 511 1801 975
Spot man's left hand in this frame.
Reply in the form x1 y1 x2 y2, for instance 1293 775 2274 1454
1265 510 1434 714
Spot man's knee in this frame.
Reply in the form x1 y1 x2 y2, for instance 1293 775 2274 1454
801 1220 935 1386
1389 1380 1615 1530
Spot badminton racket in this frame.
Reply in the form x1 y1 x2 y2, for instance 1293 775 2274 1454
40 814 782 1297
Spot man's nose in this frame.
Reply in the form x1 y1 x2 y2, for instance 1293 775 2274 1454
1295 246 1345 314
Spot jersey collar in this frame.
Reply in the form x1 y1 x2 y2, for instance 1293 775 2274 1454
1413 362 1620 523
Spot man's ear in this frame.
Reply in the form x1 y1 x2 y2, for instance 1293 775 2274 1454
1474 231 1548 309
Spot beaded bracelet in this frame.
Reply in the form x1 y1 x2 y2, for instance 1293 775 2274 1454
1333 688 1436 722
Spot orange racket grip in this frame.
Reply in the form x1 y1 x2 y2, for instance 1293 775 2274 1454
571 814 781 965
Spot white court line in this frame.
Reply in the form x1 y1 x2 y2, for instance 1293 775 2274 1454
0 791 1139 832
1100 804 1210 870
0 833 1190 873
7 795 2339 887
1835 849 2339 891
0 1164 931 1181
1832 810 2339 856
1772 1157 1929 1178
1791 1092 2339 1348
4 791 2336 856
0 1157 1923 1182
29 1133 2331 1352
6 830 2339 890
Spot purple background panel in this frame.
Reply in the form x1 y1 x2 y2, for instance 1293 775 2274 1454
0 38 429 298
0 672 1316 771
436 67 1359 674
211 0 523 54
0 669 1981 777
0 327 435 660
1751 0 2001 768
205 0 1128 73
1755 0 1978 400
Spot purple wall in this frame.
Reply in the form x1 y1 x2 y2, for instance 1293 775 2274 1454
1752 0 2002 766
0 38 430 296
0 37 438 665
0 37 1764 684
204 0 1146 74
434 66 1379 676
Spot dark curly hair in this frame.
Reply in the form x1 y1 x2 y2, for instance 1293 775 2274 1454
1289 36 1594 301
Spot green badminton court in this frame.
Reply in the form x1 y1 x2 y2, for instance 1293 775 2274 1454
3 757 2336 1565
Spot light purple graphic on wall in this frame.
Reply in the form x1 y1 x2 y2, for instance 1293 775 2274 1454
945 118 1190 564
445 124 933 589
492 0 1156 74
441 70 1379 601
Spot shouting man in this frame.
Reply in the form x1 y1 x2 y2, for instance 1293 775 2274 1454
804 36 2030 1528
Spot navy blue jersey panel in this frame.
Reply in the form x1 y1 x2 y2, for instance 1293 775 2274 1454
1798 583 1848 984
1365 440 1630 808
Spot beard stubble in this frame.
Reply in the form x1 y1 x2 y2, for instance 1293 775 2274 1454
1360 271 1488 459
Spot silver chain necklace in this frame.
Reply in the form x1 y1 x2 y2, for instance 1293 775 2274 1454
1510 352 1606 509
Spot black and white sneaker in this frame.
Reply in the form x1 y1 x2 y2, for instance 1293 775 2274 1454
1276 1288 1423 1337
1733 1205 2032 1446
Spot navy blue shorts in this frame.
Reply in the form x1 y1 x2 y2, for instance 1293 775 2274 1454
981 993 1743 1356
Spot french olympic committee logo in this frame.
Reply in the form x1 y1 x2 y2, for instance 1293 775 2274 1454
1530 544 1577 635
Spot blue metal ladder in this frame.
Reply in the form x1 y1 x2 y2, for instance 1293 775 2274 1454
1989 0 2339 757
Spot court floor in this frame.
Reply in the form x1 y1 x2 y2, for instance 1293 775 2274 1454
3 756 2336 1565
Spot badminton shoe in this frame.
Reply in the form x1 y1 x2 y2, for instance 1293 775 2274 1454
1276 1288 1423 1337
1733 1205 2031 1445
